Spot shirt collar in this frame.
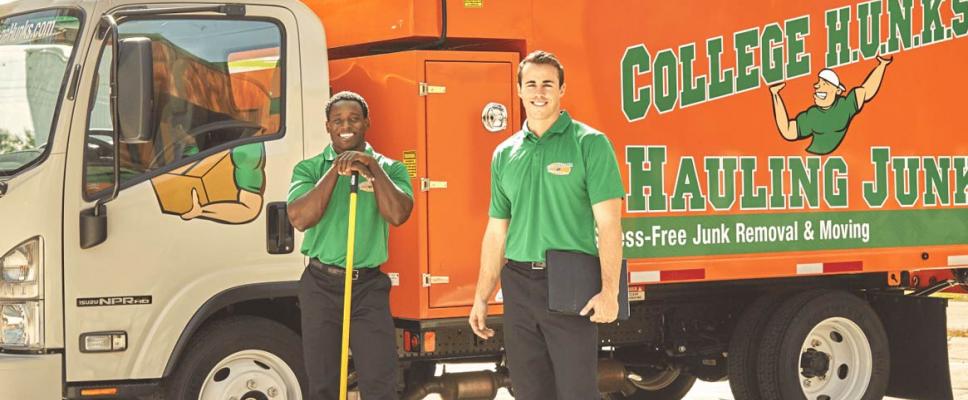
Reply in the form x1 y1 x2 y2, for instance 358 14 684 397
523 110 572 141
322 142 375 161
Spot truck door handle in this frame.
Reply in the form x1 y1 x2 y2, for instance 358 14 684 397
266 202 294 254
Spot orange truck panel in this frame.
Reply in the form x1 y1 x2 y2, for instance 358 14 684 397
305 0 530 51
424 59 516 309
330 51 519 319
318 0 968 319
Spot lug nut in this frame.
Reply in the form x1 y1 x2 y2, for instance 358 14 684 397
267 387 278 397
246 379 257 390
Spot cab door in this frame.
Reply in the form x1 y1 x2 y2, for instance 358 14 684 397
424 57 518 308
61 6 304 381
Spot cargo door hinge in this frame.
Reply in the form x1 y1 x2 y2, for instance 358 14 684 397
420 178 448 191
419 82 447 96
422 274 450 287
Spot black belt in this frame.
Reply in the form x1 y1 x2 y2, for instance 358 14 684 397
508 259 546 269
507 259 548 279
309 258 382 281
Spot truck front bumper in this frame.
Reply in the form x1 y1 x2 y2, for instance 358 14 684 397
0 353 61 399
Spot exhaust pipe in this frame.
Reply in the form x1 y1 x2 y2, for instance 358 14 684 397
402 359 636 399
402 370 511 400
598 358 639 396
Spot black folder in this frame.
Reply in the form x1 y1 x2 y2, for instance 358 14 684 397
546 249 630 321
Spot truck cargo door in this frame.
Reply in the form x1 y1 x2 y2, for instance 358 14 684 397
425 60 515 308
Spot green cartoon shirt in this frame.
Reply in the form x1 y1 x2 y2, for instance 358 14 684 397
182 142 265 194
231 143 265 193
795 89 859 155
489 111 625 262
287 143 414 268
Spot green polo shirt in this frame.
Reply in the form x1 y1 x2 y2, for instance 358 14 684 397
287 143 413 268
489 111 625 262
795 89 859 155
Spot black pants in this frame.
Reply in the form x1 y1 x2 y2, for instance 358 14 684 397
299 265 399 400
501 262 600 400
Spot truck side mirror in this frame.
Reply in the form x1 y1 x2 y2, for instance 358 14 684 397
117 37 154 144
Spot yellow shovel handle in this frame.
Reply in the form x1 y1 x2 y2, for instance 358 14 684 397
339 177 359 400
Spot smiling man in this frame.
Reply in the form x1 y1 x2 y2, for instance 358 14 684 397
287 91 413 400
469 50 626 399
770 55 892 155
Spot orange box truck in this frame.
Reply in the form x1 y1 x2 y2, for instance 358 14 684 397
315 1 968 399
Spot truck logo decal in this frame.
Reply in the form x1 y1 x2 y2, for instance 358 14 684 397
77 296 153 307
150 142 267 225
547 162 573 176
620 0 967 122
625 146 968 213
359 179 375 192
622 145 968 257
770 57 892 155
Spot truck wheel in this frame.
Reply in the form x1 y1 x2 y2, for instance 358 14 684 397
727 292 786 400
605 366 696 400
166 316 307 400
756 290 889 400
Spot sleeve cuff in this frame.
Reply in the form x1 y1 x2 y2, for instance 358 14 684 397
590 191 626 206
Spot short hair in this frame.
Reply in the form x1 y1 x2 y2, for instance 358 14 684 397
517 50 565 87
325 91 369 119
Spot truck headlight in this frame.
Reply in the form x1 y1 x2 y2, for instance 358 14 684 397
0 301 43 349
0 237 42 299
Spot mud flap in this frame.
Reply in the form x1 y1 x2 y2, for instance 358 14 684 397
869 293 953 400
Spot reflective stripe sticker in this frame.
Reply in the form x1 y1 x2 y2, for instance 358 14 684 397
661 268 706 281
630 269 705 283
949 256 968 266
797 263 824 274
797 261 863 274
824 261 863 273
630 271 660 284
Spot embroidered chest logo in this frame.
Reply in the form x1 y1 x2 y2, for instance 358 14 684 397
546 162 573 176
359 179 375 192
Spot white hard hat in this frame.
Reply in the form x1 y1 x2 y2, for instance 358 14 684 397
818 69 846 91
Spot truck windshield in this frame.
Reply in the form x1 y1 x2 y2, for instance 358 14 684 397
0 9 82 176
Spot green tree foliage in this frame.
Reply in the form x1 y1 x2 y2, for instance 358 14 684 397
0 129 36 153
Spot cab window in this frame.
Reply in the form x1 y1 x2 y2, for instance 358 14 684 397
83 18 283 198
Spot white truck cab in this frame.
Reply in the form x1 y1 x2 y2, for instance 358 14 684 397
0 1 330 398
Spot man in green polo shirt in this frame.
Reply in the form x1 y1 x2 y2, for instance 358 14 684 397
469 50 626 399
770 55 892 155
287 91 413 400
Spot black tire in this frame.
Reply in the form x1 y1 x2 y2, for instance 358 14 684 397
166 316 307 400
604 368 697 400
727 292 787 400
756 290 889 400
